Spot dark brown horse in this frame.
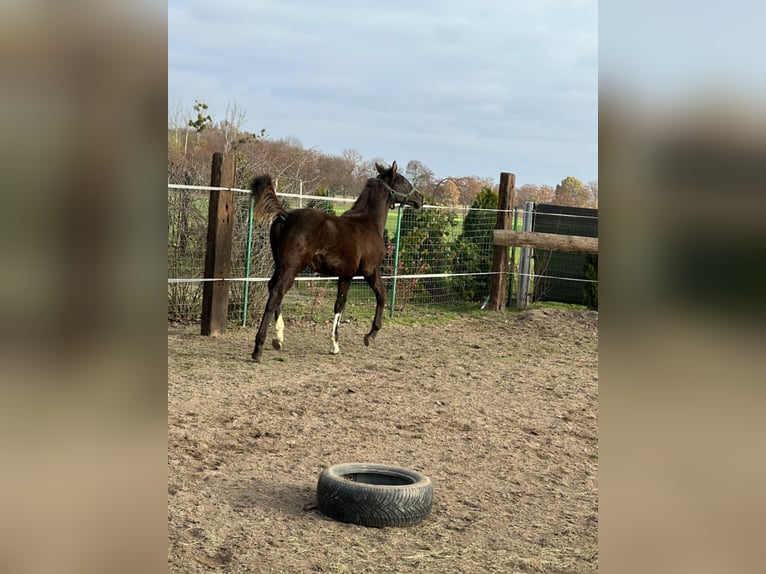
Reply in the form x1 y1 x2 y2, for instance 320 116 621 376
250 161 423 361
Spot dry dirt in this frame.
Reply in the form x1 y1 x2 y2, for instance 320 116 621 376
168 308 598 573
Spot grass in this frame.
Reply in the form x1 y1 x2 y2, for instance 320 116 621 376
526 301 590 311
229 297 587 332
383 208 465 238
386 304 487 325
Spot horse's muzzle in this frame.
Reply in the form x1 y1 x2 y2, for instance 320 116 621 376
408 192 425 208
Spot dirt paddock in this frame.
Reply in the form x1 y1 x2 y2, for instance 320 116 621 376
168 308 598 573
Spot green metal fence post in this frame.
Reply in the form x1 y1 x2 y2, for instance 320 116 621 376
241 196 255 326
389 204 404 318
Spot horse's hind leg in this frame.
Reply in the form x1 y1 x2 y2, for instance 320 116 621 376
330 277 352 355
253 272 293 361
252 292 276 361
269 230 286 351
363 271 386 347
272 305 284 350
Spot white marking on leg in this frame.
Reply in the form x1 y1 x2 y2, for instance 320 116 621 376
272 313 284 350
330 312 341 355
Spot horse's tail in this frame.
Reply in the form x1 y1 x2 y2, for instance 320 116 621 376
251 174 287 222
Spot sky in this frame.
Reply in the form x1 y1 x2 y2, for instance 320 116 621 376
600 1 766 105
168 0 597 186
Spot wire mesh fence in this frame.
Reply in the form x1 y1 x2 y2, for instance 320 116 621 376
168 185 504 322
167 184 598 325
167 188 209 320
530 203 599 307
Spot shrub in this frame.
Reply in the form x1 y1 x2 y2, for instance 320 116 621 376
385 206 457 307
451 188 498 301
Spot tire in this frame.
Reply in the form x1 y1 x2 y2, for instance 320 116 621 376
316 463 433 528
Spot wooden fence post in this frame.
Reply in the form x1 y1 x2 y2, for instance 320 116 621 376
488 172 515 310
201 152 236 336
493 230 599 254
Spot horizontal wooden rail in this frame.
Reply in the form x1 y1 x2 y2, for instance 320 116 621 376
493 230 598 254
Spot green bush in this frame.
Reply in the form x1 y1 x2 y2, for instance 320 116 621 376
385 207 457 306
451 188 498 301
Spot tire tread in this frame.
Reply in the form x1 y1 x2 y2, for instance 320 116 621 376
316 464 433 528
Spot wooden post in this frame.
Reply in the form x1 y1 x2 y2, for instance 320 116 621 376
493 230 599 254
488 172 515 310
201 152 236 336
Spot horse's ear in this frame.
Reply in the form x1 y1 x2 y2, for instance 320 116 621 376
375 162 386 175
391 161 397 176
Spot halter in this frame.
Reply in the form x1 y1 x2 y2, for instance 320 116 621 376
376 177 419 209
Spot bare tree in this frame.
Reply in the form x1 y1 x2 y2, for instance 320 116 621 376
168 100 186 150
342 149 366 182
515 183 556 207
405 160 435 194
221 99 248 153
454 176 493 206
362 157 387 180
586 180 598 207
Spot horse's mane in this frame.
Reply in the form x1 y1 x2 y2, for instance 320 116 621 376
344 178 385 217
251 174 287 222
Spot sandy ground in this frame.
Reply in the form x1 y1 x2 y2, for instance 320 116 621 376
168 308 598 573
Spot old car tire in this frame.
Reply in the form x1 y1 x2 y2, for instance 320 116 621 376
316 463 433 527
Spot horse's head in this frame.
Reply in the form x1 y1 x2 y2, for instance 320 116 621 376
376 161 424 209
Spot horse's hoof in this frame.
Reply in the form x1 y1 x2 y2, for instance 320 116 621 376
272 339 283 350
330 341 340 355
251 353 261 362
363 334 371 347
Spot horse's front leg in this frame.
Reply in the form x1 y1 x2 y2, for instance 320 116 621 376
363 271 386 347
330 277 352 354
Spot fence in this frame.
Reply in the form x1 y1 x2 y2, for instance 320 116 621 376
168 188 504 324
167 162 598 326
530 203 599 306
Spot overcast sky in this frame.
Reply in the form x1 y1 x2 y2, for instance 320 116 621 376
168 0 597 186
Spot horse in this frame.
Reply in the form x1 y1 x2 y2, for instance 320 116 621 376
249 161 424 362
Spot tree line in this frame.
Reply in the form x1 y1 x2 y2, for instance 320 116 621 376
168 100 597 208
